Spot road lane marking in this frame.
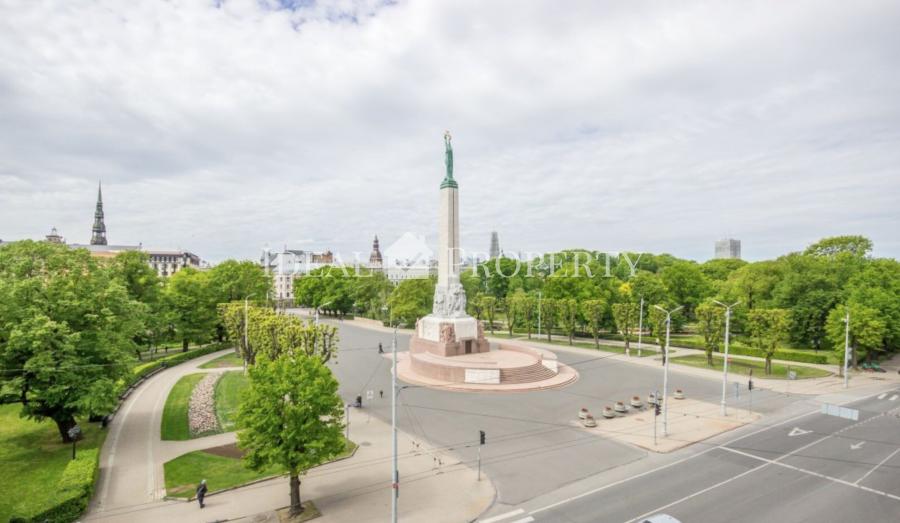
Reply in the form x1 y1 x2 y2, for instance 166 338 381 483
509 518 535 523
529 406 824 516
480 509 525 523
528 389 893 518
720 446 900 502
855 448 900 486
622 407 899 522
878 393 887 400
788 427 812 437
850 442 865 450
624 461 770 523
890 395 898 401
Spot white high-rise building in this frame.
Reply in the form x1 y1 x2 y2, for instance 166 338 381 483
714 239 741 259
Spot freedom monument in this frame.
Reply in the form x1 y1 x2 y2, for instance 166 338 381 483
400 132 577 390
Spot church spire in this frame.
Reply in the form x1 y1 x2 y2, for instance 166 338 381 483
90 181 108 245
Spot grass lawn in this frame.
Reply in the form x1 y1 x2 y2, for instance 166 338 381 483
200 352 245 369
671 354 832 379
0 404 106 521
536 336 658 357
161 373 208 440
215 371 249 432
164 438 358 498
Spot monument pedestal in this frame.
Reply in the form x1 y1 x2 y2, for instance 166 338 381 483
411 315 490 357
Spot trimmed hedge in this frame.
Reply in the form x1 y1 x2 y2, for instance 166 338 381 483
598 333 828 364
124 343 231 390
10 449 100 523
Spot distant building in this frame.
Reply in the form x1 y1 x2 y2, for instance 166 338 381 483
147 250 202 277
51 186 204 276
368 235 383 270
90 182 108 246
45 227 64 244
489 231 500 259
383 232 436 284
714 239 741 259
260 248 336 301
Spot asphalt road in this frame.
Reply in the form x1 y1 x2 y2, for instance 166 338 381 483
325 320 802 507
506 388 900 523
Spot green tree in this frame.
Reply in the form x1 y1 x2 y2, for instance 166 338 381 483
581 299 606 349
504 292 524 336
521 294 537 339
845 259 900 353
539 298 558 342
746 308 790 375
695 301 725 366
208 259 273 305
479 295 498 335
108 250 163 359
804 235 873 258
558 298 578 345
826 304 886 370
0 241 142 442
163 267 217 351
659 261 710 318
237 355 345 516
387 278 434 326
611 302 640 354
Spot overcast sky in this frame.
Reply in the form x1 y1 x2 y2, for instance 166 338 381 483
1 0 898 263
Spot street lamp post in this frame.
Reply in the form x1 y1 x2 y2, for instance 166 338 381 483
637 296 644 357
653 304 683 437
843 309 851 389
243 293 257 373
537 291 542 338
382 304 399 523
713 300 741 416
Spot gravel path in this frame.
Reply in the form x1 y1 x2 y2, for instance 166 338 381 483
188 372 221 436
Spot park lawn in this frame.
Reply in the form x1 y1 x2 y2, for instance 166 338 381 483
164 438 358 498
200 352 245 369
161 373 207 440
215 371 249 432
537 336 658 357
0 404 106 522
671 354 832 379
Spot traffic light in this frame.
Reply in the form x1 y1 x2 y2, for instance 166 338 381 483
479 430 486 445
654 402 661 416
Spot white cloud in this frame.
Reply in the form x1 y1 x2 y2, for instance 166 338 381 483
0 0 898 262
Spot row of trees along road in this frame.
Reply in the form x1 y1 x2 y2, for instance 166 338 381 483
219 303 343 517
294 235 899 375
0 240 272 442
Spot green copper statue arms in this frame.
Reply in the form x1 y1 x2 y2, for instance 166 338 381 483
441 130 458 189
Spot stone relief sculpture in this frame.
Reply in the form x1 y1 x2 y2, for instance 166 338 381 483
440 323 456 343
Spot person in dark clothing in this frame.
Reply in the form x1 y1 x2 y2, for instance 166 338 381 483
378 342 384 354
196 479 208 508
379 389 384 399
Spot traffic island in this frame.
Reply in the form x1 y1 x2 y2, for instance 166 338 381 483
577 398 761 453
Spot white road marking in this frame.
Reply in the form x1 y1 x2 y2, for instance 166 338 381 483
720 446 900 502
850 442 865 450
621 405 898 522
529 405 825 516
890 395 898 401
509 518 535 523
877 393 887 400
855 448 900 486
480 509 525 523
788 427 812 437
624 462 770 523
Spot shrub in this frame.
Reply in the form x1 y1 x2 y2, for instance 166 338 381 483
10 449 100 523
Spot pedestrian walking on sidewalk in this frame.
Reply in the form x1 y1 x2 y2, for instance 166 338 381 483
379 389 384 399
196 479 208 508
378 342 384 354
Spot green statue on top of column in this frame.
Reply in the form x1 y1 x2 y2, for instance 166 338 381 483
441 130 458 189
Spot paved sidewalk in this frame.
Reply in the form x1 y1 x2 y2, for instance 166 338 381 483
88 347 494 523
